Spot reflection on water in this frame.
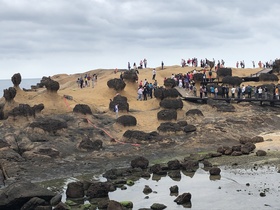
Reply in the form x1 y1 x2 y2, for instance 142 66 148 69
109 166 280 210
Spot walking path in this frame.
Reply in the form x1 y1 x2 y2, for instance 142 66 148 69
252 68 273 77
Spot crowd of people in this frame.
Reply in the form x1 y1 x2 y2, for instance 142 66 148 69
76 74 97 88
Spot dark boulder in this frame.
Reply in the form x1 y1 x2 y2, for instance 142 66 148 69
131 156 149 169
170 185 179 194
174 192 192 204
143 185 153 194
181 160 199 172
217 146 231 155
185 109 203 117
11 73 22 87
29 118 67 133
164 78 176 88
157 109 177 121
116 115 137 126
107 78 126 91
232 145 241 152
183 124 196 133
243 142 256 152
177 120 188 127
73 104 92 115
20 197 47 210
107 200 124 210
149 164 162 174
8 103 43 118
150 203 167 210
0 181 55 210
109 94 129 112
33 103 45 113
157 122 182 133
168 170 181 180
66 182 84 198
78 138 103 151
222 76 243 86
154 87 181 100
216 68 232 77
3 87 17 102
123 130 160 141
193 73 203 82
259 73 279 82
167 159 181 170
239 136 264 144
207 99 235 112
122 70 138 83
42 78 60 92
272 59 280 73
86 182 114 198
159 98 183 110
256 150 267 156
209 167 221 175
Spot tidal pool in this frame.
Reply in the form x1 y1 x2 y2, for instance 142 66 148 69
108 165 280 210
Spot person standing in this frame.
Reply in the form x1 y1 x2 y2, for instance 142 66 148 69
214 87 218 98
258 87 263 99
152 68 156 80
275 86 279 100
144 58 147 68
231 86 236 98
114 104 119 119
161 61 164 70
252 61 255 68
128 62 131 70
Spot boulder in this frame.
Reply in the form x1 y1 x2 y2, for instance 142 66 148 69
183 124 196 133
259 73 279 82
29 118 67 133
11 73 22 87
73 104 92 115
159 98 183 110
86 182 114 198
168 171 181 179
185 109 203 117
116 115 137 126
157 109 177 121
0 181 55 210
131 156 149 169
3 87 17 102
164 78 176 88
150 203 167 210
8 104 43 119
174 192 192 204
66 182 84 198
209 167 221 175
40 77 60 92
109 94 129 112
157 122 182 133
107 78 126 91
181 160 199 172
193 73 203 82
149 164 162 174
78 138 103 151
154 87 181 100
122 70 138 83
123 130 160 141
222 76 243 86
256 150 267 156
20 197 47 210
170 185 179 194
107 200 124 210
216 68 232 77
272 59 280 73
207 99 235 112
167 159 181 170
143 185 153 194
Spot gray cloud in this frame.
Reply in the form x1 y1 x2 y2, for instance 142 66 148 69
0 0 279 79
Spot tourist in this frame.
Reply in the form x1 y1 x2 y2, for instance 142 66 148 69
137 87 143 101
153 80 158 88
148 83 153 98
264 86 268 99
203 86 207 98
253 86 258 98
258 87 263 99
252 61 255 68
161 61 164 70
221 85 225 98
246 85 252 98
144 58 147 68
114 104 119 119
80 77 84 88
193 85 197 97
231 86 236 98
237 86 241 99
225 85 229 98
210 86 215 97
275 86 279 100
128 62 131 70
236 61 239 68
152 69 156 80
199 86 203 98
120 72 123 80
140 60 143 69
241 85 246 99
214 87 218 98
143 86 148 100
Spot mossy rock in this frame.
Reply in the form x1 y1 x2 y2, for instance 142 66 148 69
120 201 134 208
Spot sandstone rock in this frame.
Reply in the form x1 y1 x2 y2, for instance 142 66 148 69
109 94 129 112
154 87 181 100
149 164 162 174
174 192 192 204
29 118 67 133
131 156 149 169
150 203 167 210
168 170 181 179
143 185 153 194
123 130 160 141
167 159 181 170
116 115 137 126
3 87 17 102
78 138 103 151
73 104 92 115
259 73 279 82
170 185 179 194
122 70 138 83
209 167 221 175
86 182 114 198
231 151 243 156
157 122 182 133
256 150 267 156
20 197 47 210
164 78 176 88
216 68 232 77
66 182 84 198
183 124 196 133
11 73 22 87
222 76 243 86
159 98 183 110
181 160 199 172
0 181 55 210
107 78 126 91
157 109 177 121
185 109 203 117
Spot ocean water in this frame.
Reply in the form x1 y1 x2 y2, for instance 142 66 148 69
0 78 41 95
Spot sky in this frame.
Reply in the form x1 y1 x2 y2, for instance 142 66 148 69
0 0 279 79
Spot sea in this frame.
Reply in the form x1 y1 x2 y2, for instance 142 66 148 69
0 78 41 94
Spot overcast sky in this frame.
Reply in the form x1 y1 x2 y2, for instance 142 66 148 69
0 0 279 79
